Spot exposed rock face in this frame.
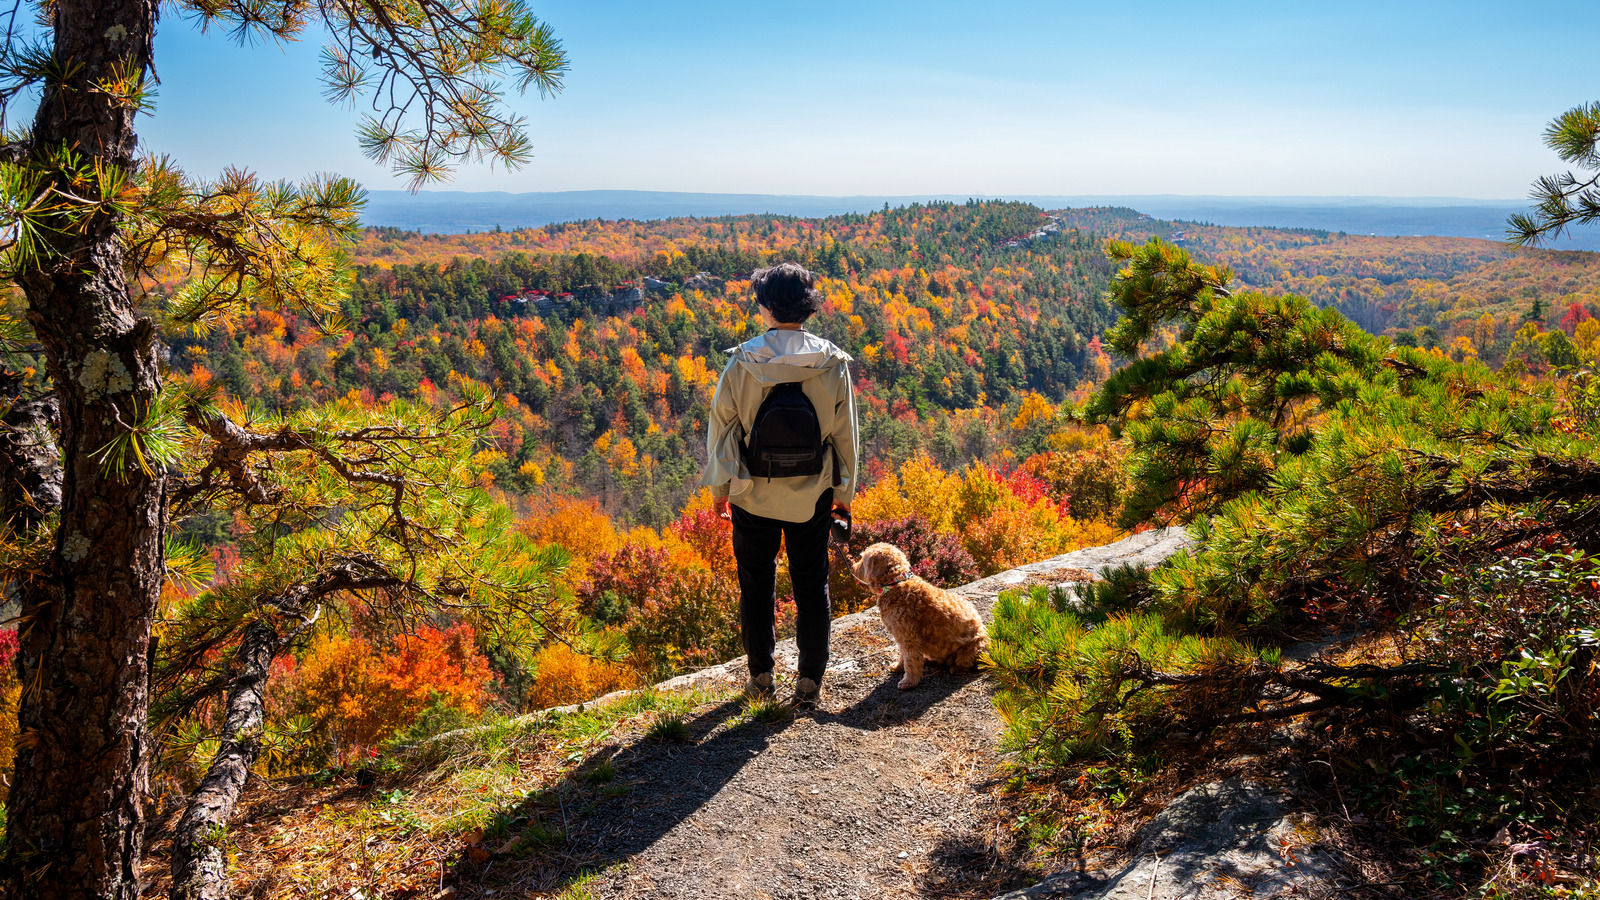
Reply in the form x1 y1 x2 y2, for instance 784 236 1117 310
997 777 1339 899
983 530 1345 900
641 526 1195 697
955 526 1194 618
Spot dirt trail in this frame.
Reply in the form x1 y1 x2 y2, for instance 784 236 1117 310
466 528 1192 900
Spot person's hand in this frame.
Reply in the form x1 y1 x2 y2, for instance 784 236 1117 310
714 496 730 519
832 499 851 515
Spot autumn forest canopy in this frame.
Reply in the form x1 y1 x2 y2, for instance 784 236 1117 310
8 189 1600 897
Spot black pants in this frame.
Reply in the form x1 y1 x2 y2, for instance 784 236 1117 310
731 490 833 682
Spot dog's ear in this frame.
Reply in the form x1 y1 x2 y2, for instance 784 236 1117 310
850 548 872 581
861 544 898 584
858 547 883 584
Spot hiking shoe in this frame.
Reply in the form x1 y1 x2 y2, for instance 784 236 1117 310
792 677 821 709
746 671 776 701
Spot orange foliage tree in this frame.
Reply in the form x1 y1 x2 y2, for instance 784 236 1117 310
274 624 493 755
852 452 1123 576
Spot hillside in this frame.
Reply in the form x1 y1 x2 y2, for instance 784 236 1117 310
1053 208 1599 368
171 201 1120 526
5 207 1595 900
359 191 1579 249
174 201 1600 533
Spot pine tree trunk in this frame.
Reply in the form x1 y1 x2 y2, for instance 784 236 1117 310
169 621 282 900
1 0 161 895
0 372 62 532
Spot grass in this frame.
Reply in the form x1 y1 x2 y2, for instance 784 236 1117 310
164 682 740 898
644 713 688 742
553 869 605 900
580 758 615 784
744 696 793 724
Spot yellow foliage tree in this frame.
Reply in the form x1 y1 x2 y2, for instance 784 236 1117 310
521 495 622 587
852 453 962 531
523 643 636 710
1009 391 1056 431
1576 318 1600 362
1473 311 1498 357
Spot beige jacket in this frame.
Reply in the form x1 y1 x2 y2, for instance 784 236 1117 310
702 329 859 523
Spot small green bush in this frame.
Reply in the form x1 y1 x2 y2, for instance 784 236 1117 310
1410 550 1600 761
1070 563 1153 619
987 585 1261 764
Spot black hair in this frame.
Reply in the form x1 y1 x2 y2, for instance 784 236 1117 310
750 262 823 324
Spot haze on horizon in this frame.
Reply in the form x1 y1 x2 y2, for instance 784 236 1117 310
144 0 1599 201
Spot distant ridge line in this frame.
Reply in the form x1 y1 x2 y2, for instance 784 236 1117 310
358 189 1597 251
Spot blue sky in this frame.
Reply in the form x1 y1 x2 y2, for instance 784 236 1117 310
139 0 1600 198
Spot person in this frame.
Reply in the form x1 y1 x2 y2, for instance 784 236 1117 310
702 262 858 709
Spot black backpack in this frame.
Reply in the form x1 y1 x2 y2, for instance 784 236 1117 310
743 381 839 483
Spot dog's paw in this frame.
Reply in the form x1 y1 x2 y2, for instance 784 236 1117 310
896 677 919 690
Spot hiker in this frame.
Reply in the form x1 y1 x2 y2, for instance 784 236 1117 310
702 262 859 709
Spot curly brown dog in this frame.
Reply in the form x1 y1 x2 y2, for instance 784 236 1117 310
852 542 989 690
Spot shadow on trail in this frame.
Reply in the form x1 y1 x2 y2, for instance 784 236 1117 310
450 695 796 894
447 667 987 894
921 828 1064 899
819 668 979 730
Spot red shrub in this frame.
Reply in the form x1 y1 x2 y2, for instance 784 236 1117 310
671 506 736 577
831 516 980 613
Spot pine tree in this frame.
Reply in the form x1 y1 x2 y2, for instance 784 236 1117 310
155 388 567 900
0 3 566 896
1086 238 1387 528
992 238 1600 763
1509 101 1600 246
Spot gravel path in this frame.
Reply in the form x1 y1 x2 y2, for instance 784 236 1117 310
468 528 1193 899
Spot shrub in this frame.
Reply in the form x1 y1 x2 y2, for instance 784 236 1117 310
852 453 961 531
670 505 735 578
580 543 667 622
523 643 636 711
831 516 979 613
1021 440 1129 523
987 585 1261 765
1411 551 1600 755
955 463 1071 574
623 567 741 675
584 543 743 676
377 625 495 720
275 623 494 758
520 494 620 587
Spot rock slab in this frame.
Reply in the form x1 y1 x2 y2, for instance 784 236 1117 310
997 778 1339 899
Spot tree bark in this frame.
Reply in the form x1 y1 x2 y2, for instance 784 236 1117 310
0 372 63 534
168 620 283 900
2 0 161 894
168 565 385 900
